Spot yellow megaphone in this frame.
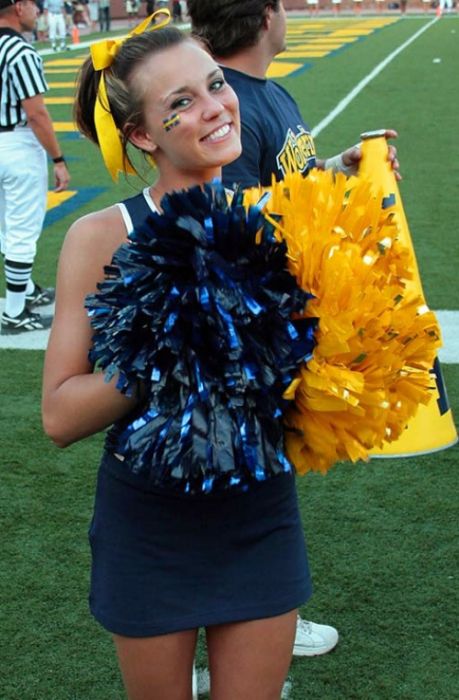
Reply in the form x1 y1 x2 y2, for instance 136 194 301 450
359 131 457 457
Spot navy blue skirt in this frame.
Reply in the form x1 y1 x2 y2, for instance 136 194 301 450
89 451 312 637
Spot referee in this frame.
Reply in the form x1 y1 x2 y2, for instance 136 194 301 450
0 0 70 334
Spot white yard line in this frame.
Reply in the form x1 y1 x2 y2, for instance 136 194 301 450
0 300 457 362
435 310 459 365
311 17 438 138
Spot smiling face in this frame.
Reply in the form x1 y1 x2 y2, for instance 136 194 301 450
128 40 241 191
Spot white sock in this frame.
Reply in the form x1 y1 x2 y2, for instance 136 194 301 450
4 290 26 318
4 259 32 317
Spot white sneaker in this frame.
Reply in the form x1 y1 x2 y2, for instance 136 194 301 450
293 616 339 657
192 663 198 699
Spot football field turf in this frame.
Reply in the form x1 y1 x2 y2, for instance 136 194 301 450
1 14 458 699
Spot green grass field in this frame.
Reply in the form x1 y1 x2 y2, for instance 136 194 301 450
1 14 458 700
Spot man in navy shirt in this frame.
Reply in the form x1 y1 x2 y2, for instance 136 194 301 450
189 0 398 191
217 64 317 189
189 0 399 658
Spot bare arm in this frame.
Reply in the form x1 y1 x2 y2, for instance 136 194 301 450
42 210 139 447
22 93 70 192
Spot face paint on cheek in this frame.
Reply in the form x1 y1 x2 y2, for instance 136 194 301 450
162 113 181 132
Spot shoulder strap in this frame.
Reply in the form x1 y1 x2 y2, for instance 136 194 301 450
118 190 155 234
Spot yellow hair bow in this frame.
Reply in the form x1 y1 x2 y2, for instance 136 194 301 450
90 10 171 181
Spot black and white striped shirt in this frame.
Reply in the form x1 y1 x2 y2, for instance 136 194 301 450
0 28 48 128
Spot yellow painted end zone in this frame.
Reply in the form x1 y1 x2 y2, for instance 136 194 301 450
47 190 77 210
52 122 79 132
45 97 75 105
267 62 304 78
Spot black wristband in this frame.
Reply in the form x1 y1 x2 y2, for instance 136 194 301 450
52 155 65 164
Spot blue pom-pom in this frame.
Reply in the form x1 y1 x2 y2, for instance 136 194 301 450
86 181 317 493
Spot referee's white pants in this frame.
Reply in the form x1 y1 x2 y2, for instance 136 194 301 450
48 11 66 44
0 128 48 264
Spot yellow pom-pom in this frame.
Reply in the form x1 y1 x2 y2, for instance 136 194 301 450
244 171 441 474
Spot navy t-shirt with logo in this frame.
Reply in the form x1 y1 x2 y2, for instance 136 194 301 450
221 66 316 189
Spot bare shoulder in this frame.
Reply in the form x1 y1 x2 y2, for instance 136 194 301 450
63 204 127 263
59 204 128 293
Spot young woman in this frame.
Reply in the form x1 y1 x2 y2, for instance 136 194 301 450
42 23 312 700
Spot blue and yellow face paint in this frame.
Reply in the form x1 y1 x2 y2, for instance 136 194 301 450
162 113 181 132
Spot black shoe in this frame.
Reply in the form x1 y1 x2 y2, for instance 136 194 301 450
25 284 55 307
1 307 53 334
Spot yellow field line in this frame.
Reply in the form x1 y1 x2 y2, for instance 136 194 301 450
48 82 76 88
267 62 303 78
52 121 78 132
45 97 75 104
